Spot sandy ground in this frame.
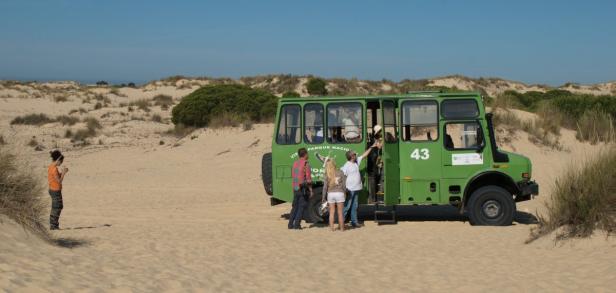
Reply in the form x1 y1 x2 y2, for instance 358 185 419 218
1 84 615 292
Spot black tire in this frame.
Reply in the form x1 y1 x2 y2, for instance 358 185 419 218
467 186 515 226
304 187 326 223
261 153 273 195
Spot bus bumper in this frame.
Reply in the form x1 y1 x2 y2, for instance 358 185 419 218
516 180 539 202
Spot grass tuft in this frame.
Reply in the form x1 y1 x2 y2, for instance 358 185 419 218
528 147 616 242
55 115 80 126
129 99 151 112
164 123 196 138
0 148 49 240
152 94 173 109
575 109 615 144
151 114 163 123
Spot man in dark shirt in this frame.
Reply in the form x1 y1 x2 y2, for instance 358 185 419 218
367 125 383 204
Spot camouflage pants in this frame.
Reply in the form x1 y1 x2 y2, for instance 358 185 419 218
49 190 63 229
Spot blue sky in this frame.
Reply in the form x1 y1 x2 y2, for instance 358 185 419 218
0 0 614 85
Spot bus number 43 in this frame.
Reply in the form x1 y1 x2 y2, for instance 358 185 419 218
411 148 430 160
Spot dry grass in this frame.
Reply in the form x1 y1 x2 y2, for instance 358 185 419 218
129 99 151 112
528 147 616 242
151 114 163 123
68 108 88 115
575 109 615 144
55 115 80 126
71 117 102 142
152 94 173 110
54 96 69 102
492 109 562 150
164 124 196 138
0 149 49 240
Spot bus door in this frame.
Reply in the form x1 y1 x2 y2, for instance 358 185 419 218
272 103 302 202
399 100 442 204
381 100 400 205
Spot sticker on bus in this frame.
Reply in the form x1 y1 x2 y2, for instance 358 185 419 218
452 153 483 165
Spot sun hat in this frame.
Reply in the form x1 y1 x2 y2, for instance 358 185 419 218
374 125 382 133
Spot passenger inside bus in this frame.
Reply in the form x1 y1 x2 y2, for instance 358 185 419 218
327 104 363 143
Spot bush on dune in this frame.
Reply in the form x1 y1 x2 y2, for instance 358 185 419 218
0 148 48 240
171 84 277 127
10 113 54 125
528 147 616 242
494 90 616 143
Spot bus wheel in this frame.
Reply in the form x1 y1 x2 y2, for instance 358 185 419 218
304 187 326 223
467 186 515 226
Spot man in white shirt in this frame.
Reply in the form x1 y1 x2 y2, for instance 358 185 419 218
340 143 377 227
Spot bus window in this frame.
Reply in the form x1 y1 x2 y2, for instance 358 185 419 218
327 103 363 144
441 99 479 119
444 122 483 150
276 104 301 145
304 103 324 144
402 101 438 142
383 101 397 142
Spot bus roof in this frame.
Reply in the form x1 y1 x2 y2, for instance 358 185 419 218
279 91 483 102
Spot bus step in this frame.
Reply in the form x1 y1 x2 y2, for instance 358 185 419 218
374 206 397 224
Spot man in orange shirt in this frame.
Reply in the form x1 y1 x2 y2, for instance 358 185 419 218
48 150 68 230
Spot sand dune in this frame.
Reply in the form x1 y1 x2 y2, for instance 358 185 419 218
1 84 615 291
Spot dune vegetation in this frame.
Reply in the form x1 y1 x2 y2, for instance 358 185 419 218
491 90 616 144
528 146 616 242
171 84 277 128
0 147 48 240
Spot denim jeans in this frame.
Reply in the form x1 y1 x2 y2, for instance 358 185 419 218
288 189 307 229
343 190 359 225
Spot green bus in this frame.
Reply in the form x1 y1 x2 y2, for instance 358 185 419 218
261 92 538 225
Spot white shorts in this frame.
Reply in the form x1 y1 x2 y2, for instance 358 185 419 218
327 192 345 203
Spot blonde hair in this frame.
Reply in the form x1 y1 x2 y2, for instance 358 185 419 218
325 159 337 186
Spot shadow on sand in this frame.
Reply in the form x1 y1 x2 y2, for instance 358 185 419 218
62 224 112 230
49 224 112 248
281 205 538 227
52 237 90 248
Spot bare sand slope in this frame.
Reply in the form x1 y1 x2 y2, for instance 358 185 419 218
1 123 615 292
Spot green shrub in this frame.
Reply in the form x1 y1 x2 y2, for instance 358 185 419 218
0 149 48 239
282 91 300 98
306 78 328 95
171 84 277 127
10 114 54 125
529 147 616 242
